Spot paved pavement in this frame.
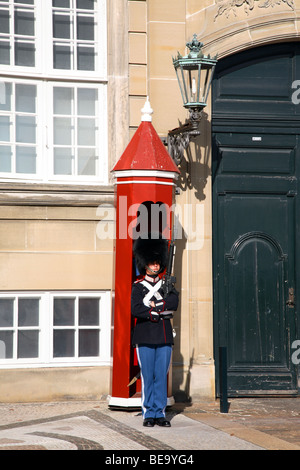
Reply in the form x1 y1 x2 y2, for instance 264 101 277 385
0 396 299 452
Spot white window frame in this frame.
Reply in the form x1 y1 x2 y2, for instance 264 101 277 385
0 0 107 80
0 78 44 180
0 293 45 364
47 0 107 80
0 78 108 183
0 0 37 73
0 291 112 369
47 81 108 183
0 0 108 184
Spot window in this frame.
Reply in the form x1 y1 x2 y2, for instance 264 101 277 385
0 0 106 75
0 81 38 175
52 0 98 72
53 85 99 177
0 292 111 367
53 295 101 359
0 0 107 183
0 0 36 68
0 297 40 359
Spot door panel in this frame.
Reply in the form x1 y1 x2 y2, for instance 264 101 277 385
223 196 295 392
213 42 300 118
228 234 285 366
213 133 298 395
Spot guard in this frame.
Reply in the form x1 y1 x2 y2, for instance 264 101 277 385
131 234 179 427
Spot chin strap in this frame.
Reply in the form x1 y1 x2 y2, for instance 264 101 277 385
146 266 161 275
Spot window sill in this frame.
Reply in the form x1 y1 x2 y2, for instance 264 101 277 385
0 182 114 207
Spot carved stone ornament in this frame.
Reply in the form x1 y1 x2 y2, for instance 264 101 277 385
215 0 295 20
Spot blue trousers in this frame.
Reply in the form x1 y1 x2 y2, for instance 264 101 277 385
136 344 172 419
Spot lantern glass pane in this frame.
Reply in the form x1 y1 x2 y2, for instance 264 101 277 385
175 66 188 105
201 67 214 104
186 67 201 105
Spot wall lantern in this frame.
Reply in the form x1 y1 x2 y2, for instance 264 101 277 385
168 34 218 165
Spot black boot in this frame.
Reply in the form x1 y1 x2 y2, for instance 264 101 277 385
155 417 171 427
143 418 155 427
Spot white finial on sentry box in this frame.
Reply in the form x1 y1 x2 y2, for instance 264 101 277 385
141 96 153 122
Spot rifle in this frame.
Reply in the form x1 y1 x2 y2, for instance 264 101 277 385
161 234 178 299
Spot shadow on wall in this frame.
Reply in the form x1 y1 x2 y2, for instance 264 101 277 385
175 110 211 203
171 112 210 402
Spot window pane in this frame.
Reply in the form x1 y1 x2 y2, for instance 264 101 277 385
0 299 14 327
0 41 10 65
53 298 75 326
77 46 95 70
77 118 95 146
77 15 94 41
78 88 97 116
0 145 12 172
53 0 70 7
53 13 71 39
54 147 73 175
54 87 73 115
0 116 10 141
79 330 99 357
14 10 34 36
15 41 35 66
0 82 12 111
54 117 72 145
53 44 71 69
16 146 36 173
16 116 36 143
79 298 99 326
0 331 13 359
53 329 74 357
76 0 95 10
18 330 39 358
77 46 94 71
0 10 9 34
16 84 36 113
18 298 39 327
16 1 34 5
78 148 96 175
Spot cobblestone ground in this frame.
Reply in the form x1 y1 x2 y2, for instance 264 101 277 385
0 398 299 451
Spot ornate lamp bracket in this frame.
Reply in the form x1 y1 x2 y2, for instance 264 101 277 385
167 109 202 166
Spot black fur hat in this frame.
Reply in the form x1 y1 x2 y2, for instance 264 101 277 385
133 233 169 275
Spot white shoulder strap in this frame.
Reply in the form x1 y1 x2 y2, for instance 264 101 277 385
141 279 162 307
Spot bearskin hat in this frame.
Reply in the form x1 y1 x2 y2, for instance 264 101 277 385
133 233 169 275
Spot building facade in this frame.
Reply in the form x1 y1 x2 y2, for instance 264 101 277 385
0 0 299 401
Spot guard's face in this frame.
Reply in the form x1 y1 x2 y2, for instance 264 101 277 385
146 261 161 275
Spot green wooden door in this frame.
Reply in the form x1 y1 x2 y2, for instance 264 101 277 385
212 43 299 395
